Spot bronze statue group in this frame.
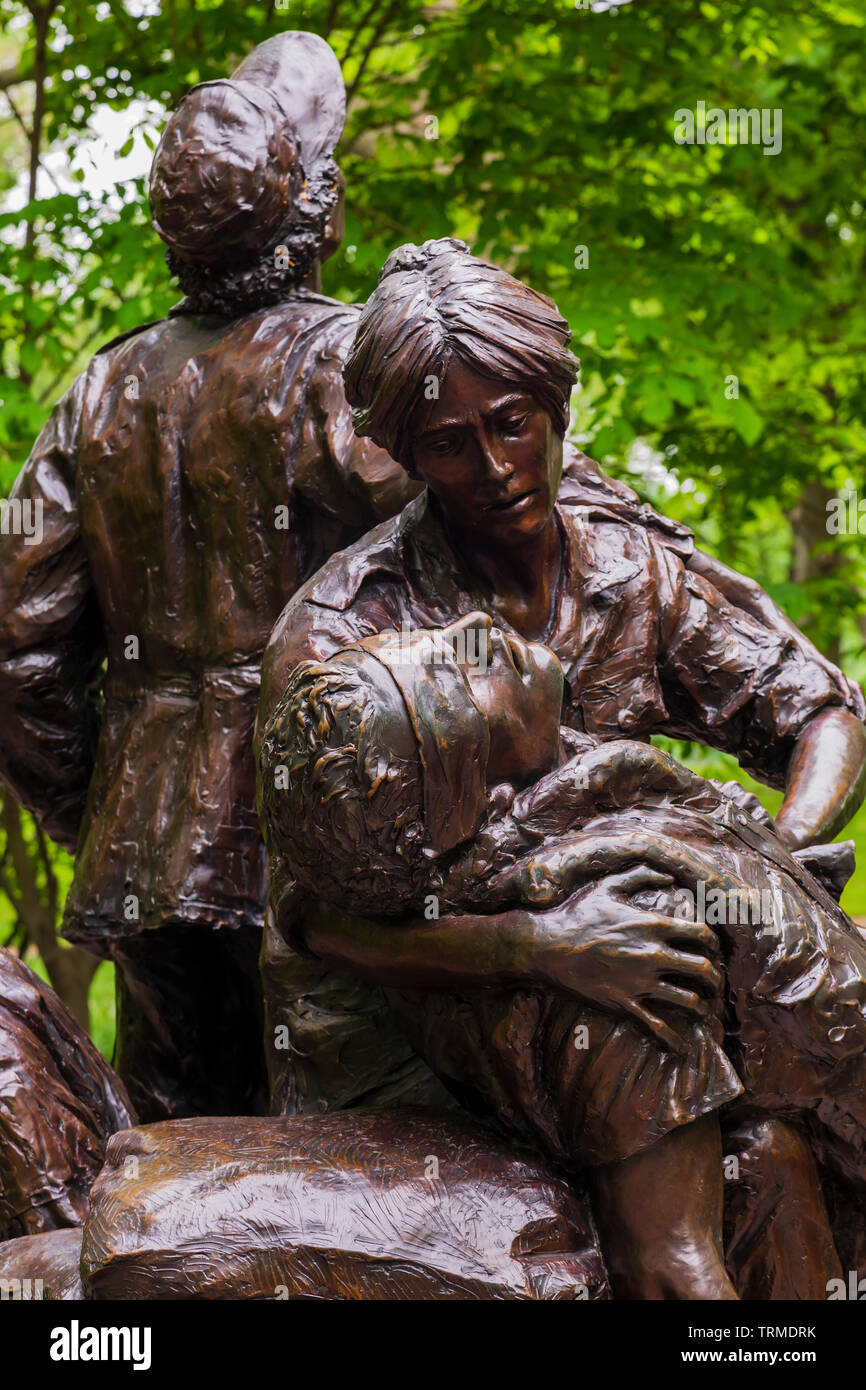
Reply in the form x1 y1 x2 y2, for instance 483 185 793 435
0 31 865 1301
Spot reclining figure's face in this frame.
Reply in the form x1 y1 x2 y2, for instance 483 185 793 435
438 612 563 785
409 359 563 548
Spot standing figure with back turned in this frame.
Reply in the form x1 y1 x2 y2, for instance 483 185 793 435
0 33 426 1122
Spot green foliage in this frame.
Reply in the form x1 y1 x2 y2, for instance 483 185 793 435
0 795 73 948
0 0 864 1037
1 0 863 625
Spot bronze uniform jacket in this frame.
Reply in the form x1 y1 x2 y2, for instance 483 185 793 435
261 448 863 765
0 291 416 950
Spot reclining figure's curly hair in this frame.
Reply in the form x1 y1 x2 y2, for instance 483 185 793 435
259 657 429 918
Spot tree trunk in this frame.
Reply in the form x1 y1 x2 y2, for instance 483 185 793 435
788 479 843 664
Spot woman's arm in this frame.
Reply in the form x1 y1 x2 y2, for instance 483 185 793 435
299 864 723 1052
659 544 866 814
689 546 866 846
775 707 866 850
688 547 866 717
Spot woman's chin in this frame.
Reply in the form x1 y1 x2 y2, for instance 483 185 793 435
481 504 551 545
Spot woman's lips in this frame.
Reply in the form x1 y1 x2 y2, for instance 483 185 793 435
483 488 539 513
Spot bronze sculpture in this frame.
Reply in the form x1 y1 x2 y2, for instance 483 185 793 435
80 1111 609 1300
260 618 866 1297
0 32 420 1122
256 237 866 1298
0 23 863 1298
0 1228 85 1302
0 940 848 1300
258 238 865 1106
0 942 609 1300
0 945 134 1243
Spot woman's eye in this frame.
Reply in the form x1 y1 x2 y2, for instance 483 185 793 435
430 436 458 456
500 414 528 434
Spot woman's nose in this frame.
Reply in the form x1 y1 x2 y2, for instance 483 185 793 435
478 432 513 481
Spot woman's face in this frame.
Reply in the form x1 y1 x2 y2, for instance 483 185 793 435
439 612 563 784
409 359 563 547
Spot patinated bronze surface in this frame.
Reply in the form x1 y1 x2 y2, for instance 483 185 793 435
0 38 863 1297
0 33 417 1122
257 238 866 1299
81 1111 609 1300
0 1228 84 1301
260 622 866 1297
0 947 134 1242
259 448 866 1123
0 946 842 1300
723 1117 842 1302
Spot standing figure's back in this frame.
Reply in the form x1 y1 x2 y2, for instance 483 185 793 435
0 32 416 1122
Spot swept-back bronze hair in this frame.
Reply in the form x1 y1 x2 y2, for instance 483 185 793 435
343 238 579 470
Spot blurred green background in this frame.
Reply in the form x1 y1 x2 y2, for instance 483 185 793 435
1 0 864 1054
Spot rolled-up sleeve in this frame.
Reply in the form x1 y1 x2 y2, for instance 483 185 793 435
0 374 104 849
656 550 859 788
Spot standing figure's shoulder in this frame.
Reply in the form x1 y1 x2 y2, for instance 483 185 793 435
230 291 360 354
258 495 428 734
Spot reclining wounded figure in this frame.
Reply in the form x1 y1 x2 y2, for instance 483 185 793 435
259 619 866 1300
0 617 853 1300
0 856 849 1301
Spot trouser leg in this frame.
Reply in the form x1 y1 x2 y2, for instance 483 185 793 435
723 1115 842 1300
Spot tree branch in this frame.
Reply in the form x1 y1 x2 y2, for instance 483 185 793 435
0 862 26 924
345 0 401 107
24 5 52 248
323 0 342 38
339 0 386 69
4 87 65 196
34 821 59 924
